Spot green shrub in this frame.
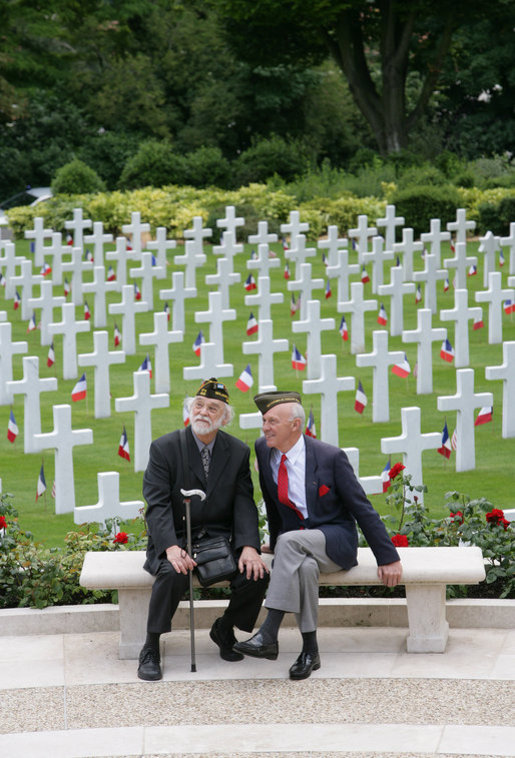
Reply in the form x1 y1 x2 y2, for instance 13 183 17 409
119 140 185 190
78 131 141 191
391 184 462 236
477 194 515 235
181 146 232 189
396 165 447 189
51 159 106 195
235 135 309 185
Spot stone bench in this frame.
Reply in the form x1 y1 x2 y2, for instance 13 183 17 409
80 546 485 659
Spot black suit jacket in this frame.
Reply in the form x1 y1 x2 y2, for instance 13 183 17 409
143 426 261 575
255 434 400 570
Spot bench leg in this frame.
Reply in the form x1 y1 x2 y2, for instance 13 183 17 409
118 588 152 659
405 584 449 653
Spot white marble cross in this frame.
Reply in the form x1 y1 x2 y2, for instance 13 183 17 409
348 215 377 265
139 311 183 394
122 211 150 257
205 256 241 309
392 227 423 282
108 284 148 355
280 210 308 245
284 234 316 280
183 340 234 382
158 270 196 333
380 406 441 504
500 222 515 275
474 271 515 345
447 208 476 246
24 217 53 267
115 370 169 471
287 262 324 320
0 321 28 404
485 341 515 438
83 221 113 268
337 281 378 354
478 231 501 287
443 242 478 290
212 230 244 273
402 309 446 394
78 330 126 417
362 236 394 293
242 318 289 391
11 258 43 320
61 246 93 305
32 403 94 514
105 237 132 291
193 290 236 367
302 354 355 446
318 225 348 268
245 274 284 321
174 239 207 289
6 355 57 452
130 251 165 311
326 248 360 303
247 242 280 279
82 265 118 329
437 368 493 471
343 447 385 496
420 218 451 269
74 471 143 527
216 205 244 238
378 265 415 336
65 207 92 252
27 280 65 346
0 241 24 299
48 302 91 379
44 232 69 285
146 226 176 278
440 288 483 366
376 204 405 250
292 299 335 379
356 330 405 422
412 252 448 315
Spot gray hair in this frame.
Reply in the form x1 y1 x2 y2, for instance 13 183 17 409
289 402 305 427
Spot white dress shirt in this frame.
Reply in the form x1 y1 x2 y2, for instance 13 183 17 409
270 435 308 519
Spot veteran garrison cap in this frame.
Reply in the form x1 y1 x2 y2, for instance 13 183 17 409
253 390 302 414
196 377 230 404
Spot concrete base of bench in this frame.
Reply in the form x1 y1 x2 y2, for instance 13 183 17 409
80 546 485 659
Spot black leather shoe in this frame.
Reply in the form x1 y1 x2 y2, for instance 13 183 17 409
137 645 162 681
209 618 244 662
289 651 321 680
233 631 278 660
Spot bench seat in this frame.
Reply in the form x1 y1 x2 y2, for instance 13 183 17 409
80 546 485 658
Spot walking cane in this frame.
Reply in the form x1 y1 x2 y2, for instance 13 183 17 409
180 487 206 673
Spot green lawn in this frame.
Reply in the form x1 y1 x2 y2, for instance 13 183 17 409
2 233 514 548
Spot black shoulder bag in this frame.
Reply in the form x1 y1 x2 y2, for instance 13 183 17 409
179 429 237 587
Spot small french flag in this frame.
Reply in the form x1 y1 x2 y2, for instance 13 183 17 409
503 299 515 314
468 264 477 277
475 406 493 426
246 312 259 336
284 263 291 280
499 249 505 267
64 278 71 297
114 323 121 347
107 265 116 282
36 463 47 501
415 285 422 303
84 301 91 320
134 283 142 300
7 409 18 443
339 315 348 341
47 342 55 368
305 408 317 438
291 345 307 371
354 380 367 414
381 459 391 493
27 313 37 332
235 364 253 392
139 353 152 378
440 338 455 363
377 303 388 325
473 315 484 330
244 274 257 291
14 290 21 310
443 278 449 292
118 426 131 461
193 330 204 356
325 279 332 299
437 421 452 459
361 266 370 284
164 302 170 322
290 293 298 316
391 354 411 378
71 373 87 402
40 262 52 277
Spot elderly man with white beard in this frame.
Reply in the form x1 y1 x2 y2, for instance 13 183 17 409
137 377 269 681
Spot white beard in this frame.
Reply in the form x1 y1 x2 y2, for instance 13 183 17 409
191 415 222 436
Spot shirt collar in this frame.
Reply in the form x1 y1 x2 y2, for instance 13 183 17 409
274 433 305 464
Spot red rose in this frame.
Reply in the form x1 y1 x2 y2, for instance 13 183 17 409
486 509 505 525
450 511 464 525
113 531 128 544
391 533 409 547
389 462 406 480
0 515 6 529
501 518 510 531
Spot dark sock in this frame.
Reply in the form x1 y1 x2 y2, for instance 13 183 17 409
145 632 161 652
301 630 318 654
259 608 285 643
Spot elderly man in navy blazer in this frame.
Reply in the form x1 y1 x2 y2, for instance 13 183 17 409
234 390 402 680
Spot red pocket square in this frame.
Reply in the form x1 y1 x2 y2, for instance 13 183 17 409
318 484 330 497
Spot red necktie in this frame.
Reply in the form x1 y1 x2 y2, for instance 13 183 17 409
277 453 305 522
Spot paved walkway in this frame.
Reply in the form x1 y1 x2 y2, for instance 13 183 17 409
0 625 513 757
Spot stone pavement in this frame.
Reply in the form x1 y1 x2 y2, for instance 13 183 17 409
0 624 513 758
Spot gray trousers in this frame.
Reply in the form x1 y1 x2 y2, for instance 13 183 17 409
264 530 341 633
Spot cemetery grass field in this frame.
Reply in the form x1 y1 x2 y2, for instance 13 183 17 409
2 236 514 549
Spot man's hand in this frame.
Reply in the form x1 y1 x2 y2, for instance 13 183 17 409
238 546 269 580
166 544 197 574
377 560 402 587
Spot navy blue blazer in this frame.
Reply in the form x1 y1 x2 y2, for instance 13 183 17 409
255 434 400 570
